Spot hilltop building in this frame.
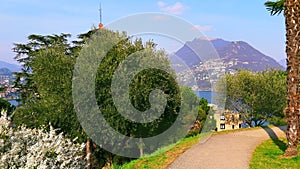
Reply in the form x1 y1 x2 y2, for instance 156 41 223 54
210 104 245 131
214 110 244 131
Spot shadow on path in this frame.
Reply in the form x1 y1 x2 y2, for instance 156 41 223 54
277 125 287 134
263 126 287 152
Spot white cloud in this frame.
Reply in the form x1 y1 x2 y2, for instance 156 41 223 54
192 25 213 32
157 1 166 7
158 2 188 15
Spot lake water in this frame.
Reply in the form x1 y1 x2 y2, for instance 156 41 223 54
195 91 216 104
8 100 20 106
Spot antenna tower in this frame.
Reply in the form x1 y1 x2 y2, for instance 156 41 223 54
98 2 103 29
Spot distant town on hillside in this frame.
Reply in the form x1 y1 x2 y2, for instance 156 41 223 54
170 38 285 90
0 65 20 101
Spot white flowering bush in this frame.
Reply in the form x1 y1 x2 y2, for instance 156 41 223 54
0 110 86 169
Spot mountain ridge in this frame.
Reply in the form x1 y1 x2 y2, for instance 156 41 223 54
0 61 21 72
174 38 283 72
0 68 12 75
171 38 284 90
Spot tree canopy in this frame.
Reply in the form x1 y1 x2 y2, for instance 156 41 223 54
11 28 208 166
12 32 85 142
216 70 287 127
0 98 15 114
72 29 202 158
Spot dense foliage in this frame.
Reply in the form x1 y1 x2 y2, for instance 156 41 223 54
216 70 287 127
12 32 86 143
0 98 15 115
11 28 208 167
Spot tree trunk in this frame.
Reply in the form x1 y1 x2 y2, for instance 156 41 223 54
86 137 92 169
298 115 300 141
283 0 300 158
139 138 144 157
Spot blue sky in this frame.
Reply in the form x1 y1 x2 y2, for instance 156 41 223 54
1 0 285 64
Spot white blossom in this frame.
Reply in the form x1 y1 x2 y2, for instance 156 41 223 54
0 110 86 168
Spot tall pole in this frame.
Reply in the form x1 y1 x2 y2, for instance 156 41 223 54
98 2 103 29
99 2 102 24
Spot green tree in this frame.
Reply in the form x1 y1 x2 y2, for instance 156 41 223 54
12 34 72 105
181 87 212 137
73 29 198 160
216 70 286 127
265 0 300 157
12 33 85 141
0 98 15 114
11 30 107 168
197 98 215 131
12 28 201 167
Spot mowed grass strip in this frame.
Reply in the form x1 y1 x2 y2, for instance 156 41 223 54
250 138 300 169
114 134 207 169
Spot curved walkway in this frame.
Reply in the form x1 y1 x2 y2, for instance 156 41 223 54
168 126 286 169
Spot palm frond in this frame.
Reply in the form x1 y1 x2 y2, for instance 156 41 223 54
264 0 284 15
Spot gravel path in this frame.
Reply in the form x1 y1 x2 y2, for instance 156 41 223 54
168 126 286 169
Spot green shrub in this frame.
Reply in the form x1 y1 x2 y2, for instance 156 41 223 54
269 116 287 126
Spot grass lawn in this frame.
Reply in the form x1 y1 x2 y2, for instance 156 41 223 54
113 133 210 169
250 138 300 169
